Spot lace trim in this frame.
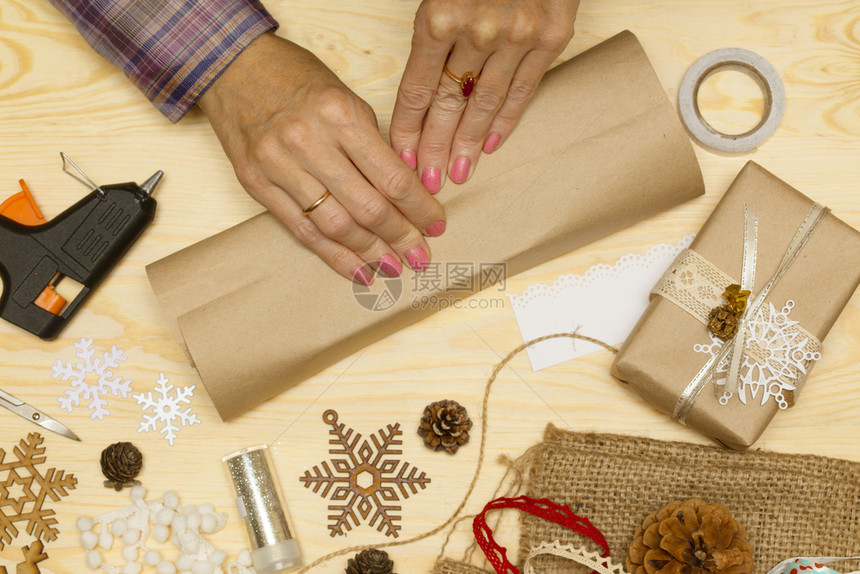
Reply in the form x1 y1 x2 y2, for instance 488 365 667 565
653 248 819 350
509 235 694 307
652 248 734 326
473 496 609 574
523 542 628 574
506 235 694 370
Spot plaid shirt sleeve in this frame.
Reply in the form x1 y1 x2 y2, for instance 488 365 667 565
50 0 279 122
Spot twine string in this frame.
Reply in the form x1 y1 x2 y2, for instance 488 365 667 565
295 331 618 573
455 449 540 565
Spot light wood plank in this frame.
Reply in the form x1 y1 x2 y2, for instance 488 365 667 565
1 0 858 572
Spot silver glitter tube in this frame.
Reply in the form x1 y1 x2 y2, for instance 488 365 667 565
223 445 302 574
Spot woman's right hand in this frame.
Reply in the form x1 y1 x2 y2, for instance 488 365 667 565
198 32 447 284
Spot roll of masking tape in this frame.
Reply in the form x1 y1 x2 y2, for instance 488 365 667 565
678 48 785 153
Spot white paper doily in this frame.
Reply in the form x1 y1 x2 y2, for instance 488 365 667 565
508 235 694 370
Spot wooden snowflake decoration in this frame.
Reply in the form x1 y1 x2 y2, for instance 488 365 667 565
0 433 77 549
0 540 48 574
299 409 430 538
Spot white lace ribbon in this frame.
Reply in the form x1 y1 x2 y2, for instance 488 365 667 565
523 541 628 574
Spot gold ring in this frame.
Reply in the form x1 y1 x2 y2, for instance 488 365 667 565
443 64 481 98
301 190 332 216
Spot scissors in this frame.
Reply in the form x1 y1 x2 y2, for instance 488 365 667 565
0 388 81 441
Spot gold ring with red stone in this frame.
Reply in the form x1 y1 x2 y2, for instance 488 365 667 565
443 64 481 98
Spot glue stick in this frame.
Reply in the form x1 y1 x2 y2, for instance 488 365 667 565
223 445 302 573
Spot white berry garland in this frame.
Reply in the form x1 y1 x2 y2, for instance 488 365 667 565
77 486 254 574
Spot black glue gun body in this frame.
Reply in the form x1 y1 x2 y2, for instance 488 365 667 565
0 174 160 339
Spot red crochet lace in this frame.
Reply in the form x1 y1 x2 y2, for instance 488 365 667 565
473 495 610 574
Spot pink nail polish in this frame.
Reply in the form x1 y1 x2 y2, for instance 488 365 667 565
422 168 441 194
451 157 470 184
352 266 373 286
378 255 402 278
483 133 501 154
406 246 429 272
400 149 417 171
425 220 446 237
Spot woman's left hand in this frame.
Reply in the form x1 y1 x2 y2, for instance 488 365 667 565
390 0 580 194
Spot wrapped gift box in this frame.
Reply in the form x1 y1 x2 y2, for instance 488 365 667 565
612 161 860 450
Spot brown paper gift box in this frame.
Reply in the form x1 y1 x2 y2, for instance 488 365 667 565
147 31 704 420
612 161 860 450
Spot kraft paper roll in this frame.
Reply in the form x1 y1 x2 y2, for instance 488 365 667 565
147 31 705 420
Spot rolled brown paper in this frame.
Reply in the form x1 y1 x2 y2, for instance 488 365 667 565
147 31 705 420
612 161 860 450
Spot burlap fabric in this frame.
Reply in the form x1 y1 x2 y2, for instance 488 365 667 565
433 558 494 574
432 425 859 574
522 426 859 573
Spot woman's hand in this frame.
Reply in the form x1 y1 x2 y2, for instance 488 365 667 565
390 0 579 193
199 32 447 283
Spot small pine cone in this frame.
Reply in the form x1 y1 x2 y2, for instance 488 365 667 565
345 549 396 574
100 442 143 488
418 399 473 454
626 499 753 574
708 305 740 340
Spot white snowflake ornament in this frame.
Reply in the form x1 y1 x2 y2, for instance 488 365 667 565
53 337 133 420
694 299 821 409
133 373 200 445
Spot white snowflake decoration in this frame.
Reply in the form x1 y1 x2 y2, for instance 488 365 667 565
133 373 200 445
694 300 821 409
53 337 133 420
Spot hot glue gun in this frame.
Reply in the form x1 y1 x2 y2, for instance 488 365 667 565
0 153 161 340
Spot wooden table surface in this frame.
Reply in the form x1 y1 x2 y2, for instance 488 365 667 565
1 1 858 572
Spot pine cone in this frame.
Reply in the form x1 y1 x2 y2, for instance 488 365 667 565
345 549 396 574
418 399 472 454
708 305 740 340
626 499 753 574
100 442 143 489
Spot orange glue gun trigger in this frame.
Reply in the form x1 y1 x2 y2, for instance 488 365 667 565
0 180 48 226
0 181 66 315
